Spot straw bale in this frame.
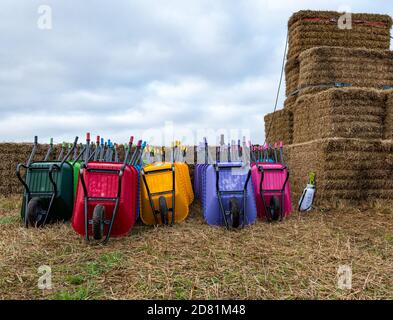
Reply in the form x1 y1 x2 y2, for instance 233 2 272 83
286 138 393 204
264 109 293 145
297 47 393 92
0 143 65 195
292 88 387 143
287 10 392 60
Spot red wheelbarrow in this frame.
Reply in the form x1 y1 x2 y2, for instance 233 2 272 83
72 135 139 243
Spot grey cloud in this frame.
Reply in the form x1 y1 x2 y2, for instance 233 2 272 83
0 0 392 144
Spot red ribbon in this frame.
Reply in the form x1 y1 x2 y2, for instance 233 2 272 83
302 17 388 28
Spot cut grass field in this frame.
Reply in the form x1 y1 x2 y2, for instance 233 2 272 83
0 195 392 300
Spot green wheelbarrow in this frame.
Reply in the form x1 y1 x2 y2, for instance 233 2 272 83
16 136 79 227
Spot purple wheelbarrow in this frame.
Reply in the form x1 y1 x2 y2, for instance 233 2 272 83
202 161 257 229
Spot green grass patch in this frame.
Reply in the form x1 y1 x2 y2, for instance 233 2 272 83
83 262 103 277
0 215 19 225
80 252 124 278
100 252 124 268
52 284 100 300
0 198 20 211
66 275 85 286
173 276 194 300
385 234 393 244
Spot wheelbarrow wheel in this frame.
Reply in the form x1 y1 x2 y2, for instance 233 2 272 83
27 198 47 227
270 196 280 221
159 196 168 225
230 197 240 228
92 205 105 240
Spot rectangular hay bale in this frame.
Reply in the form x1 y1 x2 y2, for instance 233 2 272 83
298 47 393 92
0 142 76 196
264 109 293 145
287 10 392 60
286 138 393 205
292 88 387 143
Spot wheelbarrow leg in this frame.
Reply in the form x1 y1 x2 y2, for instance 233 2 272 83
24 195 30 228
217 192 229 230
103 198 120 244
84 196 89 241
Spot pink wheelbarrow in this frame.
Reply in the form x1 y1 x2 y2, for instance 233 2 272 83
250 142 292 221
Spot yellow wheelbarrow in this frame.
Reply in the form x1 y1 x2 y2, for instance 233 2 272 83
141 162 190 225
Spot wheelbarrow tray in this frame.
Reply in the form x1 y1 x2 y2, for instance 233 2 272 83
72 161 138 238
251 162 293 219
21 161 74 222
203 162 257 226
140 162 189 225
175 162 194 205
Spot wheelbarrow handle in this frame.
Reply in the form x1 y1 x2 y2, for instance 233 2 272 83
216 163 243 169
27 136 39 167
257 164 287 171
79 164 89 198
16 163 30 194
60 136 79 166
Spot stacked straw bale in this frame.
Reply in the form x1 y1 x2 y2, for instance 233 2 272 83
264 109 293 145
284 10 392 99
265 10 393 205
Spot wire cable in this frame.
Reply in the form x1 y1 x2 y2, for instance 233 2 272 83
264 31 289 145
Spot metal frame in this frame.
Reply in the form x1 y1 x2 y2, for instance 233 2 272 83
258 164 290 222
214 163 251 230
141 165 176 226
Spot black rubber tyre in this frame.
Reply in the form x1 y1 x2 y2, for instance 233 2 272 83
269 196 281 221
230 197 240 228
27 198 47 227
92 205 105 240
159 196 168 225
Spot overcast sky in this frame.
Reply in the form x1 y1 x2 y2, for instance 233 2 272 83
0 0 392 145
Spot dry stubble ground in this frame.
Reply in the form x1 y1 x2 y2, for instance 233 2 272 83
0 195 392 300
